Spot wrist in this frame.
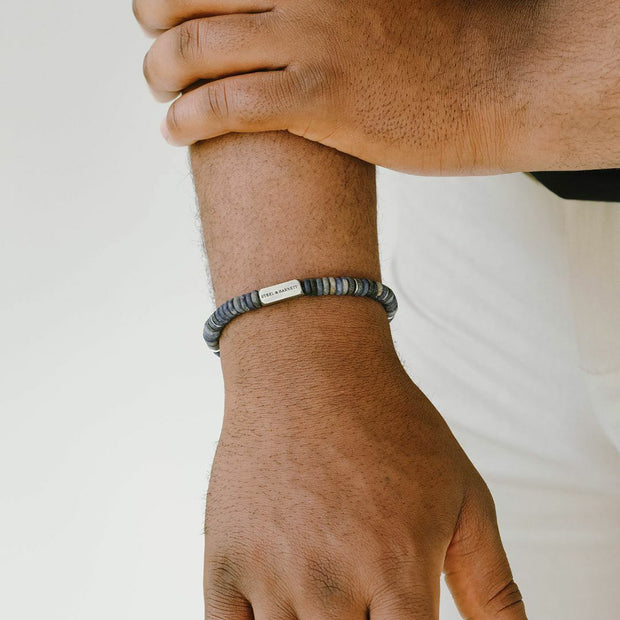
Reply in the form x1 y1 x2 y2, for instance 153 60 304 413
218 293 402 397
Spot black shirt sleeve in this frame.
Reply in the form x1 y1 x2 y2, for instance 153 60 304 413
529 169 620 202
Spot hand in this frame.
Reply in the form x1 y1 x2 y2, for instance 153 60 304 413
201 302 526 619
134 0 619 173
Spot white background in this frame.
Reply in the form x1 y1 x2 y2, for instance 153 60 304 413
2 3 619 619
1 2 223 617
0 3 400 618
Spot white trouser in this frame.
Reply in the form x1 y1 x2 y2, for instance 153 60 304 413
377 170 620 619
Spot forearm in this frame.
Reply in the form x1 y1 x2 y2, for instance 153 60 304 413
190 132 399 393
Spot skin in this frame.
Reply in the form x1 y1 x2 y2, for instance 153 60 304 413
190 132 526 619
136 0 619 174
133 2 532 618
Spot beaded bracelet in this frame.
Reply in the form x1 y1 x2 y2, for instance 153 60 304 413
203 276 398 356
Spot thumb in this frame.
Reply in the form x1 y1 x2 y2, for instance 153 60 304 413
443 484 527 619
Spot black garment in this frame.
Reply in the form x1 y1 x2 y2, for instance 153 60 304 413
530 169 620 202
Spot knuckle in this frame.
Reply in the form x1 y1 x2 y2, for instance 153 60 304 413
301 556 354 608
240 10 273 40
458 477 499 538
286 62 337 110
367 530 433 576
204 82 231 121
287 64 319 100
372 551 419 581
206 552 243 593
485 579 525 615
176 19 204 62
236 74 295 128
373 592 432 617
367 546 438 615
474 474 496 506
234 73 297 128
204 554 249 620
370 573 436 617
474 479 500 526
238 82 274 124
204 596 248 620
272 72 300 107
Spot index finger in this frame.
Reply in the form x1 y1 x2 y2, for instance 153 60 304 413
132 0 275 34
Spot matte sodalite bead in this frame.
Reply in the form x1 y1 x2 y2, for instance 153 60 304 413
203 275 398 356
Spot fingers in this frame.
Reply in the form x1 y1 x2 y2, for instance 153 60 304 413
143 14 285 102
161 69 310 145
133 0 275 34
137 0 331 145
444 486 527 619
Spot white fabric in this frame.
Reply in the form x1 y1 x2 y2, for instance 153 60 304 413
377 170 620 619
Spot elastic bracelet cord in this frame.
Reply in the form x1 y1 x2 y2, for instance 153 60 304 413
203 276 398 357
